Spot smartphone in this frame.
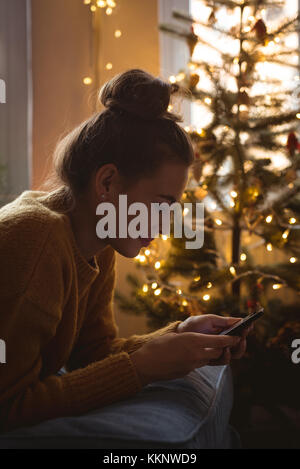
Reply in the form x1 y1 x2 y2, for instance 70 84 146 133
218 307 264 336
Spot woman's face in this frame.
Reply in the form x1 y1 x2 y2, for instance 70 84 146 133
99 161 189 258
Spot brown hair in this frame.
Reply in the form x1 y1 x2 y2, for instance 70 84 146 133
42 69 194 212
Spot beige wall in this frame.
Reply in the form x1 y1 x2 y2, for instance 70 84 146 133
31 0 160 337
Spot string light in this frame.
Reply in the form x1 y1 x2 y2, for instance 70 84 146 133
207 282 212 288
289 217 296 224
176 289 182 295
272 284 282 290
182 299 188 306
231 190 238 198
204 97 212 105
240 253 247 261
105 62 113 70
265 215 273 223
114 30 122 38
154 288 162 296
90 5 97 12
145 249 150 256
84 0 91 4
161 235 168 241
203 294 210 301
215 218 222 226
296 113 300 119
139 255 146 263
266 243 273 252
290 257 297 263
83 76 93 85
282 229 290 239
154 261 161 270
194 276 201 282
229 266 236 276
142 284 149 293
107 0 116 6
230 200 235 208
97 0 106 6
106 7 113 15
151 282 158 289
169 75 177 83
183 207 189 215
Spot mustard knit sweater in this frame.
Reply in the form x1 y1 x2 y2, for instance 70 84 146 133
0 189 182 433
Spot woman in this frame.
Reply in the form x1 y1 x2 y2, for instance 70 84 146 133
0 69 250 433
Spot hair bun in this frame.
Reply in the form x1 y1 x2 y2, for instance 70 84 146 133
99 68 182 121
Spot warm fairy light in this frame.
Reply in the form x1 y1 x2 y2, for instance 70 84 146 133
107 0 116 6
289 217 296 224
296 113 300 119
231 190 238 198
233 57 239 64
154 288 162 296
114 30 122 38
240 253 247 261
83 76 92 85
169 75 177 83
139 255 146 263
176 72 185 81
204 97 212 105
230 200 235 208
145 249 150 256
194 275 201 282
90 5 97 12
167 104 173 111
161 235 168 241
84 0 91 4
207 282 212 288
142 284 149 293
105 63 113 70
267 243 273 252
215 219 222 226
151 282 158 289
182 299 188 306
155 261 161 270
184 126 190 132
282 230 290 239
265 215 273 223
97 0 106 6
176 289 182 295
203 294 210 301
229 266 236 276
183 207 189 215
290 257 297 263
272 284 282 290
106 7 113 15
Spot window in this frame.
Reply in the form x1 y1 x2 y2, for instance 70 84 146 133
0 0 32 205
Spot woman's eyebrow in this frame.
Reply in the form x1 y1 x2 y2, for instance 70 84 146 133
157 194 177 204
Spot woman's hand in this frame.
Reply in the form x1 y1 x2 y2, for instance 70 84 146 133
176 314 253 365
130 330 241 387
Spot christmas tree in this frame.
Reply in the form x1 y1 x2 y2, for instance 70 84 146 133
116 0 300 408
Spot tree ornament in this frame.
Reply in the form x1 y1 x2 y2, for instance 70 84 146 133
237 90 251 106
252 19 268 43
194 186 208 200
187 25 198 58
189 73 200 89
285 167 297 183
287 132 299 156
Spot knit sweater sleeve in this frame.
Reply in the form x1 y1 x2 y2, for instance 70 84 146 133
0 222 143 433
66 248 182 372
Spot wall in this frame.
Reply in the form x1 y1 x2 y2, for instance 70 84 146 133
31 0 160 337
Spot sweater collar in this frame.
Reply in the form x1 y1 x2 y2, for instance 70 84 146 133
62 213 101 286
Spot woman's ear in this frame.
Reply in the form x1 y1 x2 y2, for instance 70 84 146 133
94 164 120 201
